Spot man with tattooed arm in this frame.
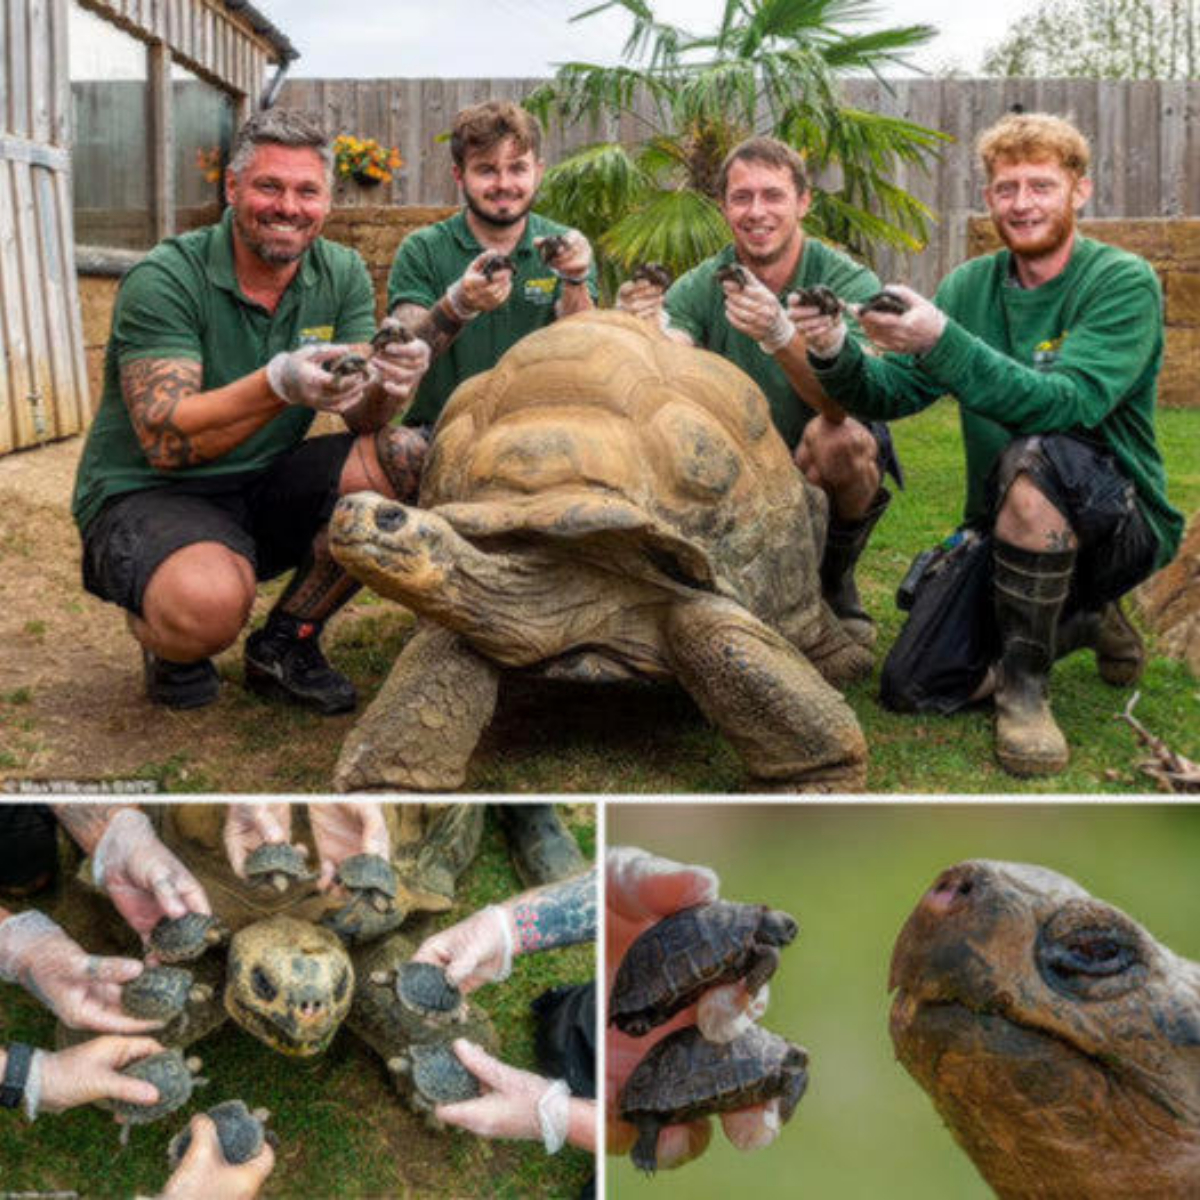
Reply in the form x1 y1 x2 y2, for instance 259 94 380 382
71 109 431 713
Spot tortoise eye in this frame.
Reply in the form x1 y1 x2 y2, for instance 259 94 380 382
251 967 278 1002
1036 921 1146 1000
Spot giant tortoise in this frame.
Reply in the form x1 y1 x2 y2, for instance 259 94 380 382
330 310 870 792
889 859 1200 1199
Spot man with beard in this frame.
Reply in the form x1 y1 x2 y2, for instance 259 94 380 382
72 109 432 713
385 101 595 430
794 112 1182 777
618 136 898 649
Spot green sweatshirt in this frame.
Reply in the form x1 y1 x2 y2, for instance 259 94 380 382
813 236 1183 566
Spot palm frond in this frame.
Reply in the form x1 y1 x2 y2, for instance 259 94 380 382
599 188 730 276
537 143 655 243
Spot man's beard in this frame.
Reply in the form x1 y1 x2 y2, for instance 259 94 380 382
233 210 311 266
463 187 535 230
995 205 1075 259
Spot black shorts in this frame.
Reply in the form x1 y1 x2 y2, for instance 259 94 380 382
990 432 1159 611
81 434 357 616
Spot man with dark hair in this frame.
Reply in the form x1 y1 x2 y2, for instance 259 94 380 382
386 100 596 429
795 112 1182 776
619 135 898 648
72 109 432 713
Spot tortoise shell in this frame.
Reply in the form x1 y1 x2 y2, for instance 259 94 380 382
408 1041 480 1105
396 962 462 1017
167 1099 271 1168
121 966 200 1022
101 1049 203 1126
149 913 226 963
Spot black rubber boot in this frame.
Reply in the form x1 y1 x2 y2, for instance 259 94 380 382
143 649 220 709
1056 598 1146 687
0 805 58 898
243 612 357 715
495 805 587 888
992 540 1075 777
820 487 890 647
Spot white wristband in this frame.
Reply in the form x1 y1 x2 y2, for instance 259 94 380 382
92 808 151 888
537 1078 571 1154
485 904 514 982
0 910 58 983
758 308 795 354
24 1049 44 1121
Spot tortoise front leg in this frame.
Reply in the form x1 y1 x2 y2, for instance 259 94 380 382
334 621 500 792
743 944 782 996
665 597 867 791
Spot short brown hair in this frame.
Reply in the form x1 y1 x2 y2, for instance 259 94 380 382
976 113 1090 180
718 136 809 200
450 101 543 169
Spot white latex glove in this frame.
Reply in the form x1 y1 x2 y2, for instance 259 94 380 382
787 293 847 360
0 910 160 1032
448 251 514 317
92 809 211 942
412 904 514 993
159 1112 276 1200
436 1039 572 1152
309 803 390 891
722 272 794 353
265 344 368 412
538 230 592 283
853 283 947 355
223 804 295 880
368 337 431 400
615 280 668 329
31 1036 164 1116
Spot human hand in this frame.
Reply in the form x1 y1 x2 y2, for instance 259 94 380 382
450 251 515 316
853 284 946 355
538 230 592 283
309 803 390 890
786 293 847 360
265 344 369 412
412 904 513 994
435 1039 571 1151
607 846 781 1169
223 804 295 880
615 279 668 328
35 1035 163 1114
0 909 161 1032
721 271 794 353
368 335 431 402
158 1112 276 1200
92 809 211 943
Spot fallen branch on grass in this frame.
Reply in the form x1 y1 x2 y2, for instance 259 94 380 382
1115 692 1200 793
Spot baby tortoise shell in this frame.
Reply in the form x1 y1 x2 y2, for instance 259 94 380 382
121 966 212 1023
244 843 316 894
857 288 910 316
100 1049 206 1139
167 1099 274 1168
610 900 798 1036
631 262 674 290
323 854 404 944
479 252 516 281
336 853 399 906
619 1024 808 1172
149 913 227 964
394 961 465 1021
715 263 750 289
790 284 844 317
389 1041 481 1118
535 234 570 264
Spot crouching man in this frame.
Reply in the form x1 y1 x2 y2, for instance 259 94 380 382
71 109 431 713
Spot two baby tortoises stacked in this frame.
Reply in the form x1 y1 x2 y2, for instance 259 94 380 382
610 899 809 1172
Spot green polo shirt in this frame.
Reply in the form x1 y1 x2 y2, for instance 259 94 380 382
812 236 1183 567
386 209 597 427
665 239 881 450
72 209 376 533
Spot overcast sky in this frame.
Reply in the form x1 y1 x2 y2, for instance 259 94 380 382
252 0 1041 79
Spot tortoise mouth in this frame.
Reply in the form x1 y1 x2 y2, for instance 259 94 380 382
225 993 344 1058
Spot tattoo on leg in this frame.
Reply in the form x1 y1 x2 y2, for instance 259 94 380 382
512 870 597 954
278 528 360 622
120 359 203 469
373 428 427 503
1045 529 1076 551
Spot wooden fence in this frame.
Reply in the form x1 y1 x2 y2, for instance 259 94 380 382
279 77 1200 293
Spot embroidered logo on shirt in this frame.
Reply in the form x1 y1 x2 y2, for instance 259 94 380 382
523 277 558 306
1033 332 1068 371
298 325 335 345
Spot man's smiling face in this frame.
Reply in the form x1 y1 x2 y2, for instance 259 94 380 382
721 158 809 269
984 156 1091 261
226 143 331 267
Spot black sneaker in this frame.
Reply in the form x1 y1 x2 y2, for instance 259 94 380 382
243 617 357 715
143 649 220 709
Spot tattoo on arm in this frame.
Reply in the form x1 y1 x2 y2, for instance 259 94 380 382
393 300 466 364
53 804 133 854
511 869 596 955
120 358 204 469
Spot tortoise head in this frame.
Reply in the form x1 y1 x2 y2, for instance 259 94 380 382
760 908 799 947
889 860 1200 1198
224 916 353 1057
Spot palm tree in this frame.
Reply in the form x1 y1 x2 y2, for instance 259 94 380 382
526 0 949 297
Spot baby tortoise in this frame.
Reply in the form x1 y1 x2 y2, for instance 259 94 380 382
610 900 798 1036
244 843 316 895
149 913 227 964
619 1024 808 1172
323 853 404 944
121 966 213 1027
479 251 516 281
167 1099 274 1169
534 234 570 265
389 1041 480 1125
631 262 673 290
790 284 843 317
857 288 910 316
325 320 415 380
715 263 750 289
99 1049 206 1144
377 961 467 1025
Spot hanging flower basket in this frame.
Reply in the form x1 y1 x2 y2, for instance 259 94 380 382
334 134 403 188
